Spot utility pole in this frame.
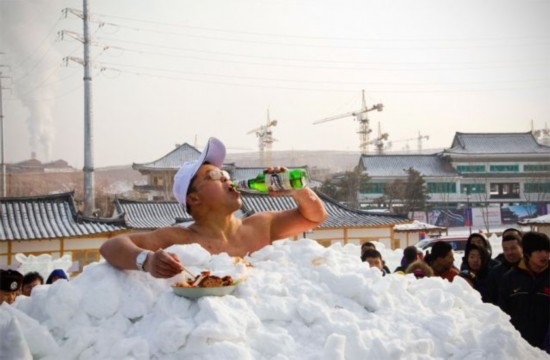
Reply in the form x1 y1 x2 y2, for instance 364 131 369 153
82 0 95 216
60 0 95 215
0 65 11 198
0 72 5 197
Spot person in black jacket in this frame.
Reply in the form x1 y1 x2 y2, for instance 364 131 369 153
361 242 391 274
493 228 523 264
362 249 391 276
486 233 523 305
461 243 491 301
460 232 500 271
498 231 550 352
394 246 421 273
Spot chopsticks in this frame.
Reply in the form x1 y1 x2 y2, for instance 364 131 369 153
181 265 196 278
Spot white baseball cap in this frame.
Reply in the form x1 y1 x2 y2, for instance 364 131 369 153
173 137 226 207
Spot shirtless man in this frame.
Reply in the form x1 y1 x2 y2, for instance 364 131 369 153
100 137 328 278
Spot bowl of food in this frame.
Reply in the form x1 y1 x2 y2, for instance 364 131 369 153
172 271 241 299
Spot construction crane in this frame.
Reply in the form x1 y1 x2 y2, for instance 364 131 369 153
531 121 550 146
387 131 429 153
361 122 389 154
247 109 278 167
313 90 383 154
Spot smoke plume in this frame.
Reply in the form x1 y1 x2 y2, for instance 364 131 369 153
2 0 63 162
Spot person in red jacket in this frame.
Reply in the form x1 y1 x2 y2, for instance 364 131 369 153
424 241 459 282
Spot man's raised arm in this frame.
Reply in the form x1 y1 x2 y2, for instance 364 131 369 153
270 187 328 240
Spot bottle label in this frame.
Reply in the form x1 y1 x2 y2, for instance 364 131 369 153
265 173 292 191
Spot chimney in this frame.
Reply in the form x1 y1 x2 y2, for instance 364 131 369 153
31 151 36 160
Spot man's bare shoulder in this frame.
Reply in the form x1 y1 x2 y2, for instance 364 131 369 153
156 226 195 241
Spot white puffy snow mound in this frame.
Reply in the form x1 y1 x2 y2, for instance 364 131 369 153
3 239 547 359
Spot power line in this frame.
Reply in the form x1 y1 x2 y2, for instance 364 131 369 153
95 39 549 73
92 12 550 44
99 61 549 87
100 65 550 94
93 28 549 51
11 15 64 73
16 68 81 97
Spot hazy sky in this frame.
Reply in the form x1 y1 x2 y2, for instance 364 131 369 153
1 0 549 167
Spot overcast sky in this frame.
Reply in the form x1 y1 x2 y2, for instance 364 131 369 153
1 0 548 167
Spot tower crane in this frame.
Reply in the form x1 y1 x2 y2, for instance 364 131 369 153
388 131 429 153
313 90 383 154
531 121 550 146
361 122 389 154
247 109 278 167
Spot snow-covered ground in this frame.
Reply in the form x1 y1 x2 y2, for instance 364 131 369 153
2 239 547 359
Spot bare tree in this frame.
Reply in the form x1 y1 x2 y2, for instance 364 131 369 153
320 166 370 209
523 177 550 217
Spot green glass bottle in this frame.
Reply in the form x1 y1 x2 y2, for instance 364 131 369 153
234 169 308 193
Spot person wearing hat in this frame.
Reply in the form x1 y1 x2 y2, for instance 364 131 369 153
394 246 422 274
0 269 23 305
100 137 328 278
46 269 69 284
498 231 550 352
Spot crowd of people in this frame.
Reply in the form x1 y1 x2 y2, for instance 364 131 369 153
0 268 68 305
361 229 550 353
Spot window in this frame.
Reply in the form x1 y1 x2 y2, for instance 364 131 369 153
524 182 550 193
456 165 485 173
490 183 520 199
460 184 486 194
524 164 550 172
427 182 456 193
152 176 165 186
362 182 385 194
489 164 519 173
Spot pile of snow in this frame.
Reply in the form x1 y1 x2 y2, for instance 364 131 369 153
519 214 550 225
394 220 446 231
14 254 72 281
2 239 546 359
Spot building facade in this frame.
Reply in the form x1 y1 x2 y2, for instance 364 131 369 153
358 132 550 225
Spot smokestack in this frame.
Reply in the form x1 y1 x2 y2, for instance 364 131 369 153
31 151 36 160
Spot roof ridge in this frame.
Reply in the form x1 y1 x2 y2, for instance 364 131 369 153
0 191 75 202
133 142 199 167
456 131 532 136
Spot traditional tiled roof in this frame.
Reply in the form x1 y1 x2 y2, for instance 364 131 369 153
133 143 201 171
114 198 191 229
444 132 550 155
241 191 408 229
113 191 407 230
113 198 250 229
360 154 457 177
0 192 125 241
